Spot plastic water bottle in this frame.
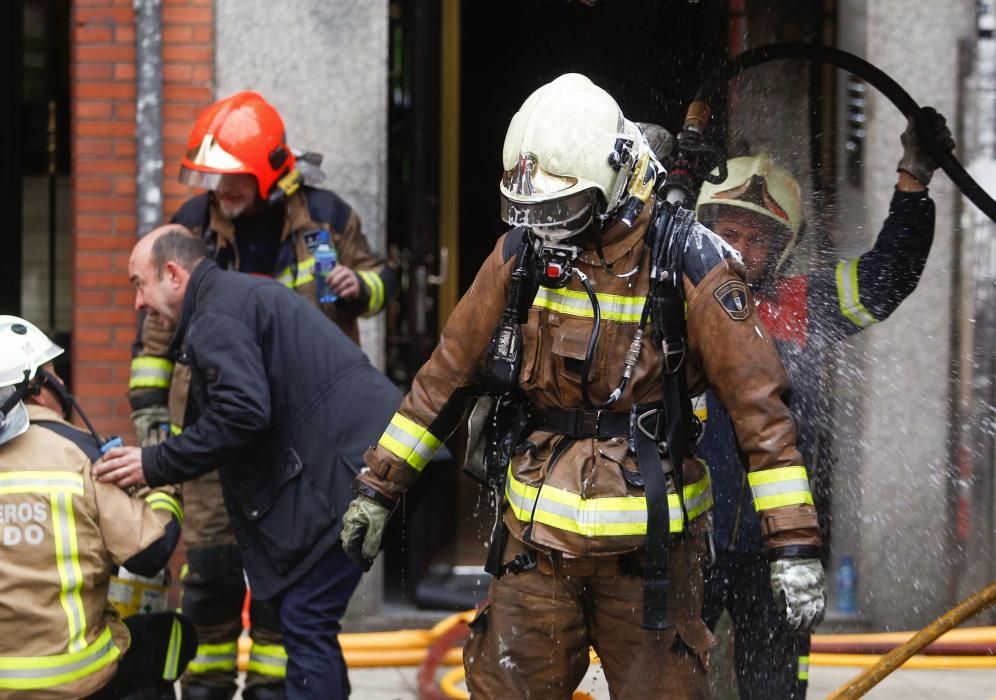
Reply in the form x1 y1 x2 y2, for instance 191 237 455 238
314 230 338 303
835 555 858 614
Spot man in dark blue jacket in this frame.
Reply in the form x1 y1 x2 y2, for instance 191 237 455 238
693 108 954 699
96 225 403 700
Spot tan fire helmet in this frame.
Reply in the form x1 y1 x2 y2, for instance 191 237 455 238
696 152 804 272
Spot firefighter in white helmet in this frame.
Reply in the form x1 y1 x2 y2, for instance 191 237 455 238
341 73 825 698
0 316 194 699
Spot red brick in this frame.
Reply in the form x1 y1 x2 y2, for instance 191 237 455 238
112 215 138 231
75 382 130 398
75 140 114 157
75 100 114 120
77 82 135 100
75 159 134 175
75 346 131 362
76 214 116 232
74 25 113 43
75 45 135 63
113 141 136 158
113 327 137 344
162 45 211 63
162 6 211 25
114 290 137 306
114 25 135 44
113 178 136 195
74 7 133 23
76 197 134 213
191 64 212 82
77 235 128 251
115 103 136 121
76 64 114 81
162 25 193 43
77 122 134 137
163 64 192 82
76 290 114 306
163 103 199 122
191 26 212 43
113 63 135 81
75 327 112 344
76 177 114 194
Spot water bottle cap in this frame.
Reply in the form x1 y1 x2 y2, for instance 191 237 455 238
318 229 330 244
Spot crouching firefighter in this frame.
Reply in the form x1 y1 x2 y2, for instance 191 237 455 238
340 73 826 699
0 316 196 699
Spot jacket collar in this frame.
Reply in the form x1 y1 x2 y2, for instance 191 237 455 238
26 404 69 425
168 258 218 355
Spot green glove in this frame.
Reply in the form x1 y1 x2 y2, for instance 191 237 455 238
131 406 171 447
340 495 393 571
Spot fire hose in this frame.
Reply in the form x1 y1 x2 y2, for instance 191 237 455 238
672 41 996 222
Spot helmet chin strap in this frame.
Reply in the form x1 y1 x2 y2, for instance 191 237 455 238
0 371 31 427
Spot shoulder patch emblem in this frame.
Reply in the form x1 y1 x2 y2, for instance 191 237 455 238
713 279 750 321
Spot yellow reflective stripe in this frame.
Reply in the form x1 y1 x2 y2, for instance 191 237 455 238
276 257 316 289
248 642 287 678
798 654 810 680
187 641 238 674
162 617 183 681
533 286 645 323
145 492 184 526
0 625 120 689
51 492 87 652
129 357 174 390
377 413 441 472
0 472 84 496
169 423 182 436
748 466 814 511
505 467 711 536
835 258 877 328
358 270 386 315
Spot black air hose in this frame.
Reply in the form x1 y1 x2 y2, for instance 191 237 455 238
694 42 996 223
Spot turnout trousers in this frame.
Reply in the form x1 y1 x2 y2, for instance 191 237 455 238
464 530 715 699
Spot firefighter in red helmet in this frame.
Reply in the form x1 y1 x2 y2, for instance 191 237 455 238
128 90 397 700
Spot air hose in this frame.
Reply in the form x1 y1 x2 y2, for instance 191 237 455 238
688 41 996 223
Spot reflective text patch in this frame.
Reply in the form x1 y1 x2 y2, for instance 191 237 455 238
714 280 750 321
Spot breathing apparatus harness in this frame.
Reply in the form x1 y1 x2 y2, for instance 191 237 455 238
478 118 723 629
0 368 124 456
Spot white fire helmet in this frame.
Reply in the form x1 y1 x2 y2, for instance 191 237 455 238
0 316 64 446
499 73 657 242
695 152 804 270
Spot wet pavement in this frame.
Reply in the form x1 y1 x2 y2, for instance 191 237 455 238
346 664 996 699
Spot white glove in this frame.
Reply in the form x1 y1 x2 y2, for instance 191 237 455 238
770 557 826 633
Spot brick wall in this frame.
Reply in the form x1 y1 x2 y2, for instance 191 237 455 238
72 0 213 438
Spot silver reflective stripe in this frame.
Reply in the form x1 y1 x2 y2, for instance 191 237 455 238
835 258 877 328
0 474 83 494
750 478 811 500
53 492 86 652
382 422 437 466
534 286 645 322
0 632 116 681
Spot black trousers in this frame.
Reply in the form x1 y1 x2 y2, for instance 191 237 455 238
701 551 810 700
89 612 197 699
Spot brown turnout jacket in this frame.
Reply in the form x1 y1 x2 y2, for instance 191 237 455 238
358 202 821 559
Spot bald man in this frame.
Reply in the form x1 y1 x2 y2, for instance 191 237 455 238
96 226 403 700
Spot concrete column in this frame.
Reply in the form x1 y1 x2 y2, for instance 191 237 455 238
214 0 388 619
832 0 974 629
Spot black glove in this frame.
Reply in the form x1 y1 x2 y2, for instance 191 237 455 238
897 106 956 185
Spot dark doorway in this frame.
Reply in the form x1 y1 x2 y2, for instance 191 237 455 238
0 0 73 379
384 0 731 610
458 0 730 291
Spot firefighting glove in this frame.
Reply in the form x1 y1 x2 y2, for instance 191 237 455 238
770 557 826 634
897 106 956 185
340 495 392 572
131 406 171 447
